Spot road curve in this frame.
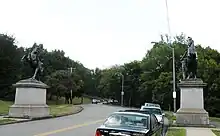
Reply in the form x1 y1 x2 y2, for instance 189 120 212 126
0 104 129 136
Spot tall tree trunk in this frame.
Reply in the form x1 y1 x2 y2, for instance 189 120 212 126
70 97 72 104
49 93 53 100
81 96 83 104
56 95 59 105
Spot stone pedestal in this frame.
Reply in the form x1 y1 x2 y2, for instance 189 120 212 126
9 78 50 118
176 79 209 126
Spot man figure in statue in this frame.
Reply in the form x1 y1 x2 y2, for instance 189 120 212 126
180 37 198 79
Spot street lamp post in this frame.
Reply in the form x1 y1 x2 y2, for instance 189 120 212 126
68 67 75 104
171 46 176 113
116 73 124 107
121 74 124 107
151 41 176 113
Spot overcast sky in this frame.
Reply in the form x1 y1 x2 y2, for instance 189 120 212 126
0 0 219 69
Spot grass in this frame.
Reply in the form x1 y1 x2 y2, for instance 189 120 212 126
0 118 16 124
166 128 186 136
164 111 176 126
210 117 220 122
0 100 13 115
46 97 91 105
72 97 91 104
49 104 80 116
0 97 88 124
212 130 220 136
0 96 91 115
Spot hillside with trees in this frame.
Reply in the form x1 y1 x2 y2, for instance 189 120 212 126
90 34 220 117
0 33 94 104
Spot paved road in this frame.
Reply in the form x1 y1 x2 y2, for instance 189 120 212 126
0 104 128 136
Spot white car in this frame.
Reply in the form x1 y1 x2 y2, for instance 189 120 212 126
144 102 160 108
140 105 165 123
92 99 100 104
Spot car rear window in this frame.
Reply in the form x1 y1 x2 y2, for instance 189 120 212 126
104 113 149 129
142 108 162 115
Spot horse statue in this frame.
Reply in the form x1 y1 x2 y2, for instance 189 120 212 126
180 37 198 79
21 43 44 80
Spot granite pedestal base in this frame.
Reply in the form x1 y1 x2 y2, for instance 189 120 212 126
9 78 50 118
176 79 209 126
176 108 209 126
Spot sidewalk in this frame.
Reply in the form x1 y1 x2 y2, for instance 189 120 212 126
185 127 216 136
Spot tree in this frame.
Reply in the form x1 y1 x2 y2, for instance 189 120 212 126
45 70 84 104
2 32 220 117
0 33 91 104
0 34 24 100
93 33 220 117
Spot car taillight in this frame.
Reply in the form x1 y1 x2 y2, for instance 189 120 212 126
95 130 101 136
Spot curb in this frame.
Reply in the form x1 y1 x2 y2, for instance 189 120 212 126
0 106 84 126
170 122 216 128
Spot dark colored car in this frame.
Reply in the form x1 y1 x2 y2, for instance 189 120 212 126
95 110 162 136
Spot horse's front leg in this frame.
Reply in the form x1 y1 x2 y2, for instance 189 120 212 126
39 62 44 73
187 72 191 79
32 68 39 79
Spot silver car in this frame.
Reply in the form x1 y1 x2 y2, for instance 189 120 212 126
140 105 165 123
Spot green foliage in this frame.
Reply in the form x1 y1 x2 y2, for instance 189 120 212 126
92 33 220 117
0 100 13 114
0 119 16 124
0 33 92 102
212 130 220 136
165 111 176 125
166 128 186 136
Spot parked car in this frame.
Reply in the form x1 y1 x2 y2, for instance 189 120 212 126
144 102 160 108
92 99 100 104
102 100 108 104
95 110 162 136
140 105 165 124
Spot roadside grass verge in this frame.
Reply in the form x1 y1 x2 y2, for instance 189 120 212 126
72 97 91 104
0 99 84 125
164 111 176 126
49 104 82 117
0 100 13 115
166 128 186 136
0 118 16 124
46 97 91 105
0 97 89 115
210 117 220 123
212 129 220 136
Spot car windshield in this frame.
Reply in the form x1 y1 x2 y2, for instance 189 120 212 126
142 108 162 115
103 113 149 129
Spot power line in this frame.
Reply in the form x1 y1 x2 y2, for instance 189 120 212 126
165 0 172 41
165 0 176 113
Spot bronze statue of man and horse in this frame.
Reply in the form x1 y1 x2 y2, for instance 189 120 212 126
180 37 198 79
21 43 44 80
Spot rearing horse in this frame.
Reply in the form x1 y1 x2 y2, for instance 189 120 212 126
21 44 44 80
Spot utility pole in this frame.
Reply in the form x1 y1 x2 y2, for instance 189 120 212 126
165 0 176 113
121 74 124 107
115 72 124 106
68 67 73 104
172 47 176 113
